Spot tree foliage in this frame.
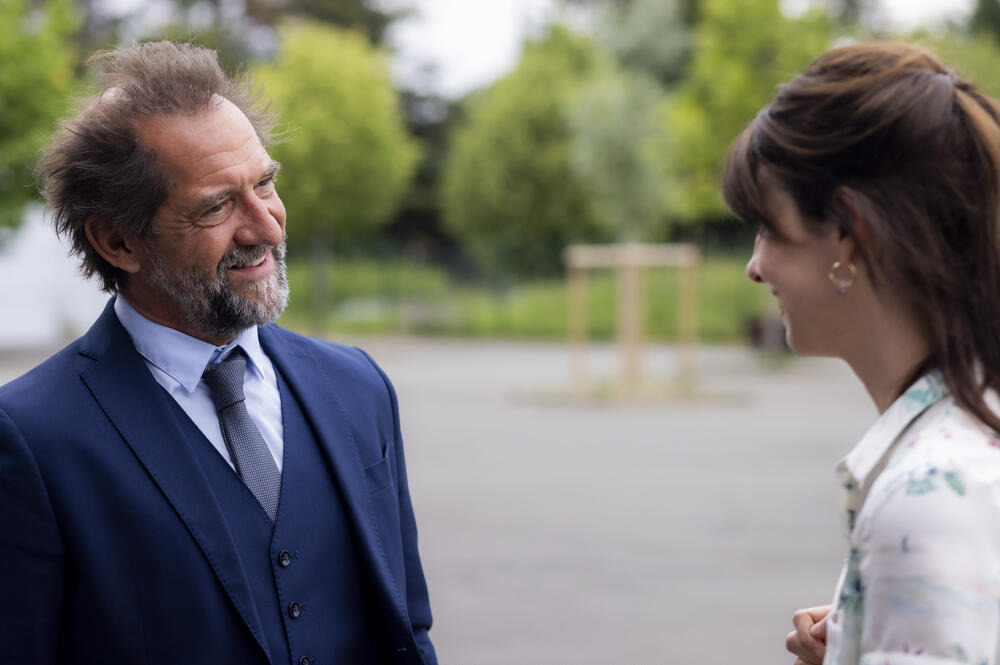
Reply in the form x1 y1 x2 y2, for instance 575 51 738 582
245 0 406 46
918 30 1000 100
0 0 78 228
121 0 406 71
568 63 669 241
598 0 693 86
662 0 832 222
970 0 1000 44
815 0 874 26
442 26 611 278
253 21 418 252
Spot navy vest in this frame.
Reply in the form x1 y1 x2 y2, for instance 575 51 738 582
175 369 387 665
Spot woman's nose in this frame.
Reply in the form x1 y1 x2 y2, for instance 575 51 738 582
746 251 763 283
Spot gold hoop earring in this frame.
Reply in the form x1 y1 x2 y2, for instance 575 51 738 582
829 261 856 296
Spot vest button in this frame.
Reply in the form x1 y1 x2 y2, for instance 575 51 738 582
288 601 301 619
278 550 292 567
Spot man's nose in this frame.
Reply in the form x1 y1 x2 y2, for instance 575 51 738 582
236 195 284 246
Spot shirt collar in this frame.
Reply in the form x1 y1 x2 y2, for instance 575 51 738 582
840 369 948 486
113 296 267 393
834 369 948 535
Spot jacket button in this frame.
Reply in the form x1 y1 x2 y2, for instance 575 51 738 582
298 658 312 665
288 601 301 619
278 550 292 567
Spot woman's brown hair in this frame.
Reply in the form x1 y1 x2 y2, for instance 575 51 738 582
723 41 1000 433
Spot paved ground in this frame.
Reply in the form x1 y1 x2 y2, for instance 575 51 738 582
0 338 876 664
358 338 875 665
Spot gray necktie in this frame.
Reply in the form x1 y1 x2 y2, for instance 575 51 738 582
202 349 281 521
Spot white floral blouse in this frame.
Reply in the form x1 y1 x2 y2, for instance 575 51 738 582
825 371 1000 665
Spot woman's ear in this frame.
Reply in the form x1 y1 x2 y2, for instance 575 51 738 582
831 186 872 264
84 217 143 274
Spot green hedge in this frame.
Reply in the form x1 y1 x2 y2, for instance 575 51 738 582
278 255 766 342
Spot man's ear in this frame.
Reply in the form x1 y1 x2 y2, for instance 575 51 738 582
84 217 143 274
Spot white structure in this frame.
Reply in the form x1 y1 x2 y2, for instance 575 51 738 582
0 204 108 350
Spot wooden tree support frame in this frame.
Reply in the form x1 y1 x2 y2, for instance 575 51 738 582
565 242 700 397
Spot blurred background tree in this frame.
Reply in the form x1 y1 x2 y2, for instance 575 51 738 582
567 64 669 242
13 0 1000 339
0 0 78 228
970 0 1000 41
254 20 418 319
245 0 405 45
662 0 832 223
592 0 696 86
564 0 688 244
442 25 610 278
916 30 1000 98
814 0 875 25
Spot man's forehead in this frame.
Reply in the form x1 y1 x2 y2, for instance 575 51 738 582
137 99 265 174
136 96 238 138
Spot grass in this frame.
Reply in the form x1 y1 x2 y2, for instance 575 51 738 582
278 254 767 342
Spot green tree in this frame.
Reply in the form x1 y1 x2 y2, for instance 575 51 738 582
599 0 693 86
816 0 874 26
116 0 407 70
442 26 610 277
0 0 78 228
970 0 1000 43
254 21 417 318
245 0 406 46
913 31 1000 99
663 0 832 222
254 21 417 252
568 63 669 241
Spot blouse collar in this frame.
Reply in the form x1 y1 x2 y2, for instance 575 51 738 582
835 369 948 533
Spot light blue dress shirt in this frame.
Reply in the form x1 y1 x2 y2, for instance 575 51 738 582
113 297 284 472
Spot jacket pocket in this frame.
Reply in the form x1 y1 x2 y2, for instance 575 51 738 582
363 455 392 494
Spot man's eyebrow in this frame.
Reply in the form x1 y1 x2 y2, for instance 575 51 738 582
184 161 282 222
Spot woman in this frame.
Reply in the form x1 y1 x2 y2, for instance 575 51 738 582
724 42 1000 664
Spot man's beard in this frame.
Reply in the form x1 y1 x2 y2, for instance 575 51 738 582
145 239 290 341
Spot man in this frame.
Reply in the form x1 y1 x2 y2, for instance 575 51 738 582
0 41 436 665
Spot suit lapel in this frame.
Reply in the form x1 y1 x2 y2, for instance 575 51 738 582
78 301 273 663
259 326 408 621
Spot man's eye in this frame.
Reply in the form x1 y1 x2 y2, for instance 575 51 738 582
205 201 228 216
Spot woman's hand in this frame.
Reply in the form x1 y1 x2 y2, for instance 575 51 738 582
786 605 831 665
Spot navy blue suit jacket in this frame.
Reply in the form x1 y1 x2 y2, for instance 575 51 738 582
0 300 436 665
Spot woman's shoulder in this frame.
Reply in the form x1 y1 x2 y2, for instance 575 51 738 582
891 394 1000 471
858 398 1000 543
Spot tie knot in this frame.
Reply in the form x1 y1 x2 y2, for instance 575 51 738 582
202 349 248 411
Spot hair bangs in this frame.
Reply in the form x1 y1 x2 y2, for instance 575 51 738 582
722 121 770 230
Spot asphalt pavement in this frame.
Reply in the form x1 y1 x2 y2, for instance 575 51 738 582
359 338 874 665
